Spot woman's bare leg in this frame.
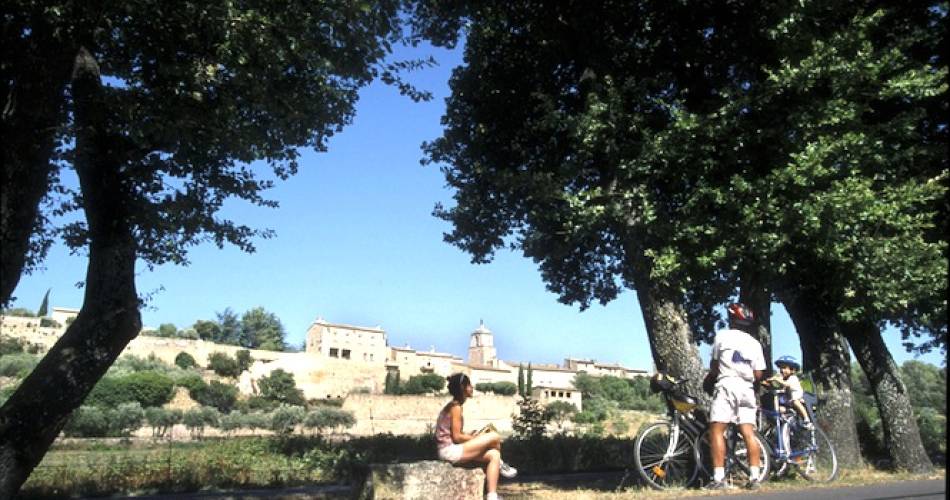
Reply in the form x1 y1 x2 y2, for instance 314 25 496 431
476 448 501 493
459 432 502 462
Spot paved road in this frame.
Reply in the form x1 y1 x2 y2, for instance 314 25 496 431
690 478 945 499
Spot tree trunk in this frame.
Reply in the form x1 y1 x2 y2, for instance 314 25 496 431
0 15 74 306
634 274 707 402
843 320 933 473
740 278 772 373
0 47 142 497
782 292 863 469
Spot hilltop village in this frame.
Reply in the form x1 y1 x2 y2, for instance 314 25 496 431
1 308 648 413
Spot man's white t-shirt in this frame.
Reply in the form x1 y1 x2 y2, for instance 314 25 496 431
712 328 766 385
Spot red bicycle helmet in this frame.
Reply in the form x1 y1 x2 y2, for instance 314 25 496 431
727 303 755 328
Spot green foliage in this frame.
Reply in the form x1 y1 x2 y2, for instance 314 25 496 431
111 403 146 438
851 362 946 463
572 373 664 416
518 365 525 397
37 289 50 317
175 374 207 397
62 406 111 438
208 352 242 378
183 407 220 440
302 408 356 435
398 373 446 395
383 371 400 394
84 371 175 408
512 397 548 439
475 381 517 396
111 353 176 374
174 352 198 370
235 350 253 372
145 407 182 438
258 369 305 406
192 319 222 342
216 309 242 346
0 352 39 378
2 308 35 317
191 380 239 413
0 336 42 355
39 317 60 328
157 323 178 338
240 307 286 351
270 404 306 435
543 401 578 431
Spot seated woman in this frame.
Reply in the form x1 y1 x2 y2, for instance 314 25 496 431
436 373 517 500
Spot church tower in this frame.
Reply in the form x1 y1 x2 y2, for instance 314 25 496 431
468 320 497 367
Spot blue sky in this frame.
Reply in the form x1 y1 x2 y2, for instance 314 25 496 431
8 42 944 370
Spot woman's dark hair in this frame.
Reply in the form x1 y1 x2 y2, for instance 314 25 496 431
447 373 471 401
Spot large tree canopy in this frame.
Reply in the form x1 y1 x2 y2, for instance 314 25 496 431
1 1 431 495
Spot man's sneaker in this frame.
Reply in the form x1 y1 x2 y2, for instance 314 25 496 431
746 478 761 490
704 480 734 490
499 461 518 478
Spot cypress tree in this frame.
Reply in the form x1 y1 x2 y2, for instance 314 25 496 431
526 363 533 398
517 364 525 397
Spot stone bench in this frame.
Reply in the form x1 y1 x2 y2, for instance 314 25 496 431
357 460 485 499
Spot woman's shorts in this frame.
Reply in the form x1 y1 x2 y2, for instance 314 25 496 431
437 443 463 463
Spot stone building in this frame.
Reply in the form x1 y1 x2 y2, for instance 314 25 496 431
305 317 388 364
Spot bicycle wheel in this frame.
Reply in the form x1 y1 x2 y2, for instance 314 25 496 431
733 430 772 483
634 421 700 489
759 422 791 477
696 427 771 483
796 425 838 482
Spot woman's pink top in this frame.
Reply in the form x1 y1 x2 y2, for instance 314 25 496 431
435 403 459 448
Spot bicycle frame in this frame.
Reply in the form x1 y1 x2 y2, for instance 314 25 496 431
760 390 815 463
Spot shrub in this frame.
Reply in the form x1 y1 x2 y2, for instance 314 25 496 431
175 373 207 395
270 404 306 435
0 352 39 378
238 395 279 413
258 369 305 406
208 352 241 378
39 318 61 328
0 336 39 355
122 371 176 407
476 381 517 396
236 350 252 372
218 412 246 436
513 398 548 439
63 406 111 437
400 373 446 395
175 352 198 370
192 380 239 413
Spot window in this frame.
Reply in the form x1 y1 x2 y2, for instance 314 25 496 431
342 349 351 359
329 348 339 358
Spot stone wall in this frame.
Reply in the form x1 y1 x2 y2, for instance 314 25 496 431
342 394 519 436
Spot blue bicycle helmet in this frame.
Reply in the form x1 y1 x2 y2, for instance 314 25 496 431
775 355 801 370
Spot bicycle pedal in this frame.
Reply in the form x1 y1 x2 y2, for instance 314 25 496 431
651 465 667 478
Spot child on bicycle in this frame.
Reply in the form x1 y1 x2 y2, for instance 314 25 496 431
435 373 516 500
765 355 813 429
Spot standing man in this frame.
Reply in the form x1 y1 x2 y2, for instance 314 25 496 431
702 303 767 489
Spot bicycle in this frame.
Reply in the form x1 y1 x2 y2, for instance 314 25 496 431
695 419 772 486
633 373 707 489
758 381 838 482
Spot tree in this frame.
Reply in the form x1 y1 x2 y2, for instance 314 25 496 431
1 1 432 492
36 289 50 318
517 365 525 397
215 309 242 345
240 307 286 351
543 401 577 432
270 404 306 435
191 380 239 413
258 369 306 406
525 364 533 397
157 323 178 338
192 320 221 342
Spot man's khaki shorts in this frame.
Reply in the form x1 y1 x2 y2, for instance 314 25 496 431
710 381 757 425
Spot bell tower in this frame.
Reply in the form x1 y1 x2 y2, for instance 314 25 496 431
468 320 497 367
